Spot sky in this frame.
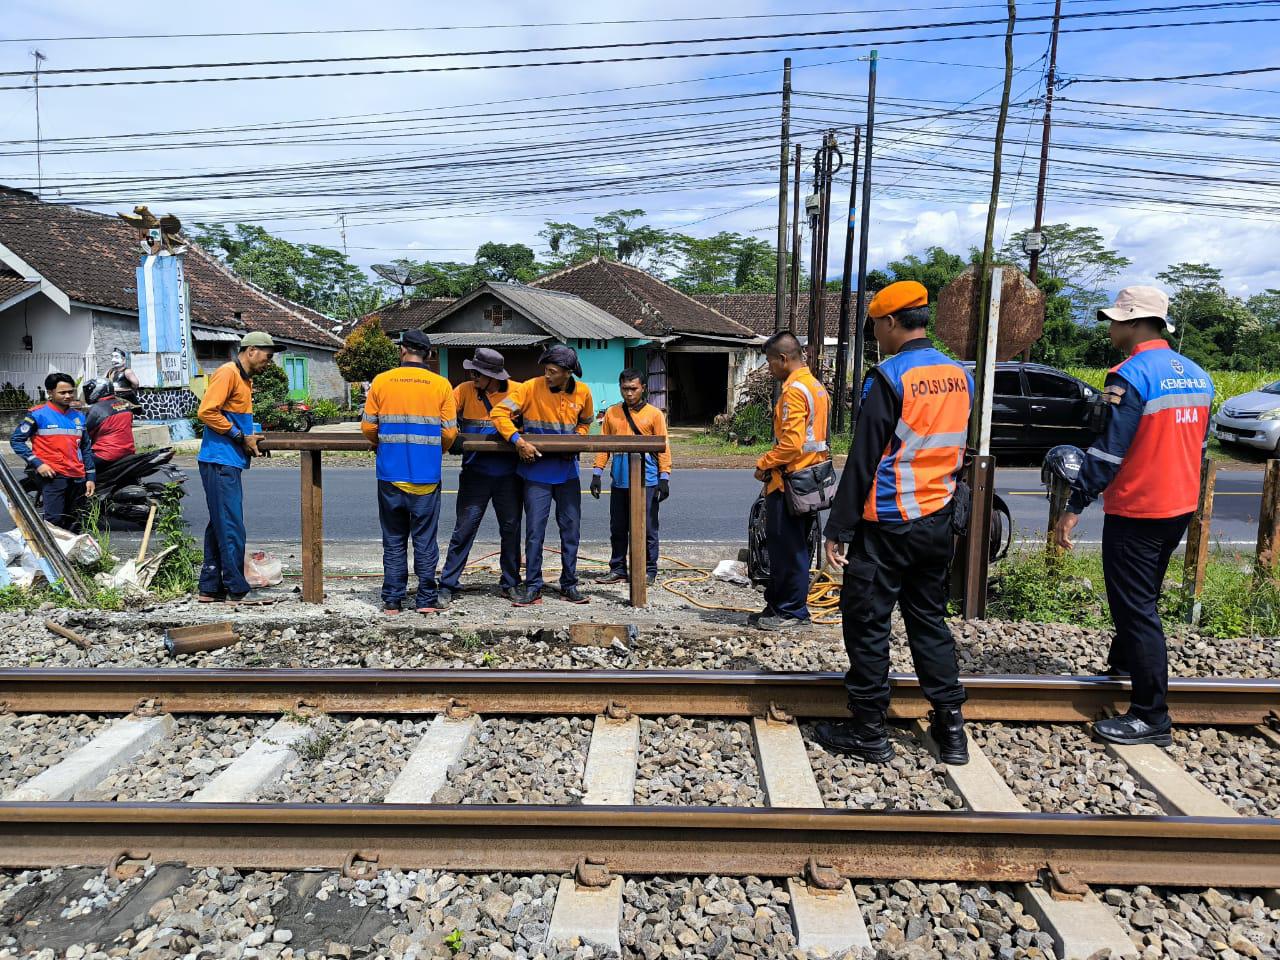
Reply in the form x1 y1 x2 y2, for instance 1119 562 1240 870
3 0 1280 301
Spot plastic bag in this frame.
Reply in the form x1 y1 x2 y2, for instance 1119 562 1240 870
244 550 283 588
0 530 24 564
712 559 751 587
47 524 102 567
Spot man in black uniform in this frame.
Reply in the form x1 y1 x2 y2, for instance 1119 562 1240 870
815 281 973 765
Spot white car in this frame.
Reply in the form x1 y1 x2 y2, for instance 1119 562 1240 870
1211 381 1280 453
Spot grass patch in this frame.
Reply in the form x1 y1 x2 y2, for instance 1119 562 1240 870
988 545 1280 638
678 430 851 458
150 483 200 599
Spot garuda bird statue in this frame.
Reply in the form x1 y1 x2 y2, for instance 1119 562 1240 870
117 205 185 255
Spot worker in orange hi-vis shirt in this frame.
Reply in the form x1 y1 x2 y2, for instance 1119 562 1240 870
590 367 672 586
362 329 458 616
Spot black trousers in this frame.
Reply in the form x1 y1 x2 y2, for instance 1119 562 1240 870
608 484 660 578
764 491 815 621
840 510 965 714
1101 511 1191 726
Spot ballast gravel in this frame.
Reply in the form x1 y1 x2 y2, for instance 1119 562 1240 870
802 723 965 811
634 717 763 807
1103 885 1280 960
0 712 108 795
1164 727 1280 818
78 715 272 802
259 717 435 804
439 717 592 805
7 602 1279 682
970 721 1167 816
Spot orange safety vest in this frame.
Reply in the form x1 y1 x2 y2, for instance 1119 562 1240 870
757 366 831 495
863 345 973 523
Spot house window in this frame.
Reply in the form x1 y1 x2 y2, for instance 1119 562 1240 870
484 306 512 328
282 355 310 400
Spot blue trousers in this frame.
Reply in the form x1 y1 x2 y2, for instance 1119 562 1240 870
439 470 523 591
198 462 251 597
524 478 581 592
608 484 660 577
377 481 441 609
763 491 814 621
41 476 87 531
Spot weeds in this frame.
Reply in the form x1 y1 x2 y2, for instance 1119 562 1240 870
150 483 200 598
298 731 337 762
445 930 464 955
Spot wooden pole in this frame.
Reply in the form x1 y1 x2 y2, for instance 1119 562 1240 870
136 503 157 564
628 453 647 607
774 58 792 334
1182 459 1217 624
1256 459 1280 573
300 449 324 603
1045 474 1070 557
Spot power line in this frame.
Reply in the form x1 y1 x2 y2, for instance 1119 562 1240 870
1064 64 1280 84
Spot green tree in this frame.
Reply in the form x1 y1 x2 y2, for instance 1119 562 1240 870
474 242 538 282
880 246 973 303
335 319 399 384
669 233 777 293
193 223 382 319
1247 289 1280 329
540 209 674 271
1002 224 1131 320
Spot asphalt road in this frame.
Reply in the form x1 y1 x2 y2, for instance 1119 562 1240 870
150 465 1264 548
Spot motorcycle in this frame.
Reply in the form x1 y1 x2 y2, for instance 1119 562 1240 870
22 446 187 526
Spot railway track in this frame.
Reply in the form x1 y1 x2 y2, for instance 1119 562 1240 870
2 668 1278 958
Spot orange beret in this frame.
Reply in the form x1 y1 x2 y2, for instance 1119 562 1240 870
868 280 928 319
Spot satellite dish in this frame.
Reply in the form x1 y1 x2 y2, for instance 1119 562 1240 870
372 263 423 305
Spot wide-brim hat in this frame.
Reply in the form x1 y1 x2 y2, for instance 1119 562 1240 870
463 347 510 380
1098 285 1174 332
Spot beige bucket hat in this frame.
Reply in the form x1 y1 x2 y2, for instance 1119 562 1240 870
1097 285 1174 332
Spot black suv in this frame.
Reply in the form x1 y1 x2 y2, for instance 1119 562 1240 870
962 361 1100 457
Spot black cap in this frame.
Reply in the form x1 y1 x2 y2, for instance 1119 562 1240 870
399 329 433 353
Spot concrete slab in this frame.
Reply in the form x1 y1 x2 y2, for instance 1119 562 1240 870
545 876 623 955
912 719 1022 813
1018 886 1139 960
5 714 174 801
1104 743 1238 817
190 718 314 803
383 714 479 803
915 723 1138 960
582 715 640 805
785 878 872 954
132 424 172 450
751 718 823 808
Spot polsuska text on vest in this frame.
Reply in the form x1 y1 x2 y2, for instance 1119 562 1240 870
909 376 970 398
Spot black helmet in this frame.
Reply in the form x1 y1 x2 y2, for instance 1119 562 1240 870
83 378 113 404
1042 444 1085 489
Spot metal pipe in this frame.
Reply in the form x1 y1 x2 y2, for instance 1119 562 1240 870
834 126 861 433
774 58 792 334
849 50 878 425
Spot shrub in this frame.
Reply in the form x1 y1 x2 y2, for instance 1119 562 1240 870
310 397 343 420
336 319 398 384
987 548 1109 628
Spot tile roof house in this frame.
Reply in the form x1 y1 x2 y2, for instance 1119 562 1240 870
344 297 454 338
532 258 765 423
0 186 346 409
692 292 848 342
419 281 649 411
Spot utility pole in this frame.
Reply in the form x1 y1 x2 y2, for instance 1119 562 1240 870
834 125 861 434
849 50 878 424
32 50 46 196
806 133 839 374
962 1 1017 621
337 212 356 323
815 130 840 378
774 59 792 333
1027 0 1061 284
787 145 802 333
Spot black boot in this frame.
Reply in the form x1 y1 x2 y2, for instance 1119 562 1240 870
814 708 895 763
928 705 969 765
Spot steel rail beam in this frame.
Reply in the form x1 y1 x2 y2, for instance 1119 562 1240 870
0 670 1275 725
259 432 667 454
3 803 1278 888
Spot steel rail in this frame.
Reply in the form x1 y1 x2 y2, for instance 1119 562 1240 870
1 669 1275 725
3 803 1279 887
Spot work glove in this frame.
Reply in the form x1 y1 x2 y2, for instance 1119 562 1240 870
657 478 670 502
590 475 602 499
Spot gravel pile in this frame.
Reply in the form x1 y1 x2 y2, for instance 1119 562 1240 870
1103 885 1279 960
439 717 592 805
259 717 434 804
620 875 800 960
861 880 1057 960
634 717 763 807
6 604 1278 681
1165 727 1280 818
79 715 270 802
970 722 1166 815
0 712 108 795
803 724 964 811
